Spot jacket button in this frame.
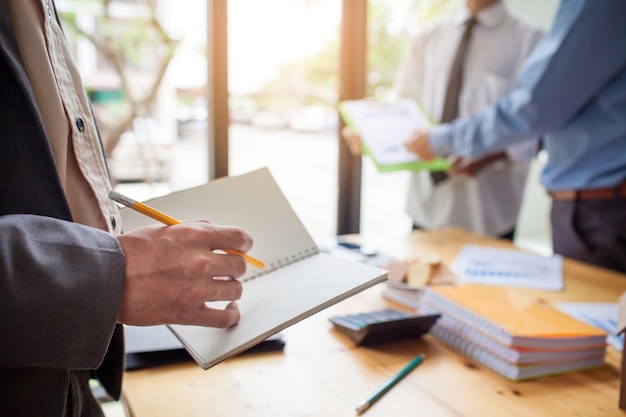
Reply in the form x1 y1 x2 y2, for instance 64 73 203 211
75 117 85 132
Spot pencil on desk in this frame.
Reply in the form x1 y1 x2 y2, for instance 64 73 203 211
355 353 425 415
108 190 265 269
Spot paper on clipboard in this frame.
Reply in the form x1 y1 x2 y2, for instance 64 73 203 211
338 98 449 172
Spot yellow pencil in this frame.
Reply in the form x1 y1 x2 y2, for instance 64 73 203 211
109 190 265 269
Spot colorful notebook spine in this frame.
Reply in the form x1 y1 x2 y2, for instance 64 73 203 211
419 285 607 381
430 322 605 381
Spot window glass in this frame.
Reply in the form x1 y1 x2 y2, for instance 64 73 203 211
58 0 210 202
228 0 341 242
58 0 468 241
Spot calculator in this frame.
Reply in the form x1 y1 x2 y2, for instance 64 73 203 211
329 308 440 346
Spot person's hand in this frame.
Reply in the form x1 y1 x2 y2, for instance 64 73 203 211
341 126 363 156
447 156 471 176
448 151 508 177
116 221 253 328
404 129 438 161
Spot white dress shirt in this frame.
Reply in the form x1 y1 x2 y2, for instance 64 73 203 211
394 2 542 235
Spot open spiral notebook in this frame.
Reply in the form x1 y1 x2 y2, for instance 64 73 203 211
119 167 387 369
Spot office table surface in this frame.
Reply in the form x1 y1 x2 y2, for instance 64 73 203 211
121 228 626 417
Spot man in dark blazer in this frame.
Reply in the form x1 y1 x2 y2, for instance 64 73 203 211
0 1 253 415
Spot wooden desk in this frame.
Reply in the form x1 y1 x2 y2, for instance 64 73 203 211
122 228 626 417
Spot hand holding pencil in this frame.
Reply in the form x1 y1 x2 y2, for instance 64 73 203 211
109 191 264 268
110 190 259 328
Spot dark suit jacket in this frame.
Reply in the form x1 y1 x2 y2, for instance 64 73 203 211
0 1 126 415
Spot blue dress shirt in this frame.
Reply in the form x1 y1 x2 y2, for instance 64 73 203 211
429 0 626 191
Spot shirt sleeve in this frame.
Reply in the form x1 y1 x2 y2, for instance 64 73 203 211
429 0 626 158
0 214 125 369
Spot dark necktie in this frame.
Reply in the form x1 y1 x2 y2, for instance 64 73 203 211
431 16 477 185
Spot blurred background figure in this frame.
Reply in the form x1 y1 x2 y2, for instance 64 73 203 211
407 0 626 273
344 0 543 240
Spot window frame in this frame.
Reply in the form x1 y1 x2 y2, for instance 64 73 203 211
208 0 367 235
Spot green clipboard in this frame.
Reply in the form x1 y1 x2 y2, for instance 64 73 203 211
338 98 449 173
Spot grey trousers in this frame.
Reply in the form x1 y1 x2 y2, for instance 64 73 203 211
551 198 626 274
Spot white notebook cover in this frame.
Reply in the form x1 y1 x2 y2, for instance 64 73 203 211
119 167 388 369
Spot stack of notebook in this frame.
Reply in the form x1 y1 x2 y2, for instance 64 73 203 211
419 285 608 381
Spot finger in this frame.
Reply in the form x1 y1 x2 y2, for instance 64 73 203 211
447 156 462 167
349 141 362 156
405 129 437 160
446 157 462 175
211 251 249 278
403 134 419 153
178 222 254 253
204 301 241 328
181 301 241 328
173 276 242 314
201 276 244 303
347 135 363 155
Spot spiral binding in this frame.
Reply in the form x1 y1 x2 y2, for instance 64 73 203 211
420 289 510 345
240 246 320 282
